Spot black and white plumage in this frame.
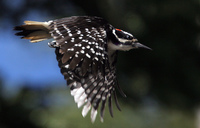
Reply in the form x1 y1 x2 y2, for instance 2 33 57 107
14 16 151 122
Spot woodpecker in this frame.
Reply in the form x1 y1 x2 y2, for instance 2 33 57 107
14 16 151 122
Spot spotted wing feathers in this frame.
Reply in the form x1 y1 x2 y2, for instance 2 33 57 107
50 16 122 122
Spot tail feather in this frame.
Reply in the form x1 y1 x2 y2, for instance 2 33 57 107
14 21 51 43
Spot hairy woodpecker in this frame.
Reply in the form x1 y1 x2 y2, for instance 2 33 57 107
14 16 151 122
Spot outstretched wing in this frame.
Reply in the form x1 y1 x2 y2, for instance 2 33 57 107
49 16 121 122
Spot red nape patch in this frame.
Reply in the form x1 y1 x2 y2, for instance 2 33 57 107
115 28 122 31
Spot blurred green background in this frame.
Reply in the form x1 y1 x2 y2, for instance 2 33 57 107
0 0 200 127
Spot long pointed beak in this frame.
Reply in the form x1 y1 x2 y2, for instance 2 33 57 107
133 42 152 50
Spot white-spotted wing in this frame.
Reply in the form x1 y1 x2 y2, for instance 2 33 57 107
49 16 122 122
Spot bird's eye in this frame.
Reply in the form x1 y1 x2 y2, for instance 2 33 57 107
115 29 133 40
126 35 133 40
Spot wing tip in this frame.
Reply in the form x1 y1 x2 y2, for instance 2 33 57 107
91 107 98 123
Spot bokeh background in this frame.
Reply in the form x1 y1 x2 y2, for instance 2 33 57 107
0 0 200 127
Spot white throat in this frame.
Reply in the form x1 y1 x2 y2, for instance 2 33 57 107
107 41 133 52
107 41 132 67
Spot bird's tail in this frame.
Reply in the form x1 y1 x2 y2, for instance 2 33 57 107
14 21 51 43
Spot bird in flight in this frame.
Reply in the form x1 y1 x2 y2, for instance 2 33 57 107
14 16 151 122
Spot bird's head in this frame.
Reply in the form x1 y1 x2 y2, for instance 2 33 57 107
109 28 151 51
